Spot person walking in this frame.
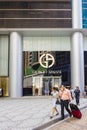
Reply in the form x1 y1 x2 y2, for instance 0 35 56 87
74 86 80 105
50 87 59 119
59 85 72 120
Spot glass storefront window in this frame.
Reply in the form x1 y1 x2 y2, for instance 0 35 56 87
82 0 87 2
82 0 87 28
23 36 71 96
23 51 70 96
0 36 9 76
0 36 9 97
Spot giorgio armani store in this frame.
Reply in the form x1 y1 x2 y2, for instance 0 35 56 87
0 0 87 97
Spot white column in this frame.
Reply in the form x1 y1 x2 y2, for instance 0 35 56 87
72 0 82 28
71 0 84 93
9 32 23 97
71 32 84 93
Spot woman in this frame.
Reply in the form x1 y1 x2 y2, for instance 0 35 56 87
50 87 59 118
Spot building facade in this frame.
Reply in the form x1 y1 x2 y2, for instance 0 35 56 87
0 0 86 97
82 0 87 28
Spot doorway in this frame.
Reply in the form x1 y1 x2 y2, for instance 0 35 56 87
42 76 61 95
32 75 61 96
42 78 52 95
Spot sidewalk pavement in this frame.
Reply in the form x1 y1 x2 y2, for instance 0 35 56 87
46 108 87 130
0 96 87 130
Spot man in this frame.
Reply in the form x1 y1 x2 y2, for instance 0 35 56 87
59 85 72 120
74 86 80 105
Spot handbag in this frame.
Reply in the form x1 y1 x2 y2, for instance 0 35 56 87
56 98 60 104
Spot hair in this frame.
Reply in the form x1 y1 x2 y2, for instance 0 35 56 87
61 84 66 88
52 87 57 91
76 86 79 89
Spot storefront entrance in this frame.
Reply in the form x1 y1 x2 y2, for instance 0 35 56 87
23 74 61 96
23 36 71 96
23 50 70 96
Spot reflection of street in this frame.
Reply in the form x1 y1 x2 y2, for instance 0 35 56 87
44 86 49 95
35 88 38 96
43 78 52 95
0 77 9 96
24 74 61 96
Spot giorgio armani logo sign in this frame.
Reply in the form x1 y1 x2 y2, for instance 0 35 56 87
39 53 55 68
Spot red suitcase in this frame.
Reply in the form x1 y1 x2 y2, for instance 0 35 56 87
70 103 82 119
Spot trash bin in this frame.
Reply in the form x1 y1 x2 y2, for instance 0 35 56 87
0 88 3 97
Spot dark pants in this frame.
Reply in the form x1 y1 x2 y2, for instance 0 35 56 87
75 96 80 105
61 99 71 118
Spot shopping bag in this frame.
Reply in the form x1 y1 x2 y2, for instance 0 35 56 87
56 98 60 104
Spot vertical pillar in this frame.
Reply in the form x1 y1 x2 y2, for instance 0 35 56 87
71 0 84 93
9 32 23 97
71 32 84 92
72 0 82 28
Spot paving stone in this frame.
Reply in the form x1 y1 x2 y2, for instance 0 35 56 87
0 97 87 130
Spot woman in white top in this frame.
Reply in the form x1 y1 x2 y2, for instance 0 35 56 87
50 87 59 118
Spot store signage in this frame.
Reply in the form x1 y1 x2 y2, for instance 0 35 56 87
34 70 61 75
39 53 55 68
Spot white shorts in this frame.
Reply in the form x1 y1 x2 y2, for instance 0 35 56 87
52 98 57 107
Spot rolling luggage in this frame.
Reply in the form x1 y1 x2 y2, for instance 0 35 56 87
70 103 82 119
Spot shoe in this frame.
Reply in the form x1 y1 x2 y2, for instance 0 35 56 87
50 116 53 119
56 113 59 116
60 117 64 120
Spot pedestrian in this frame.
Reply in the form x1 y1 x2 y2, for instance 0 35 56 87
84 86 87 97
50 87 59 119
74 86 80 105
59 85 72 120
